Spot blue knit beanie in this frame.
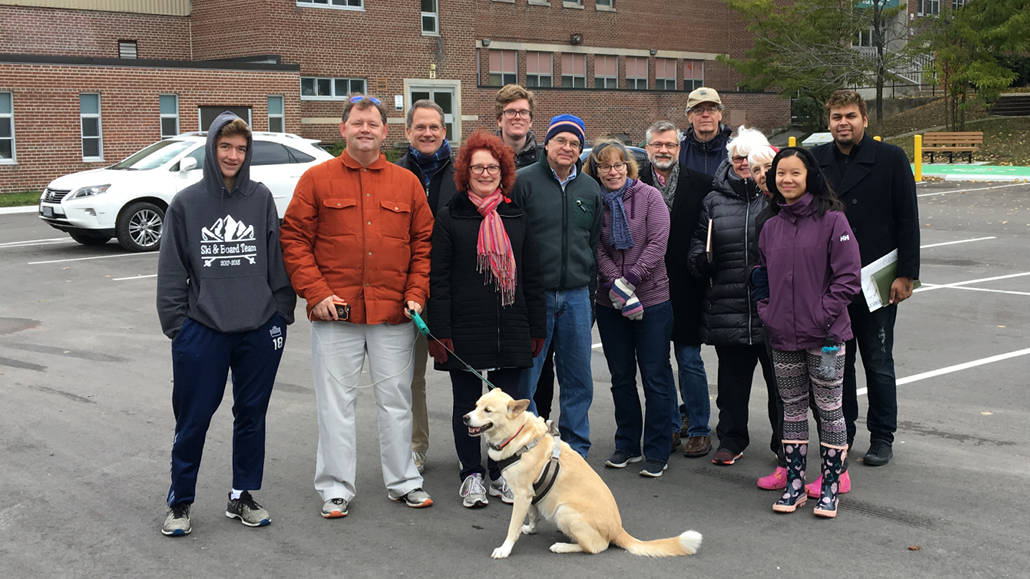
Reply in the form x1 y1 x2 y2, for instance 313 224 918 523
544 114 586 146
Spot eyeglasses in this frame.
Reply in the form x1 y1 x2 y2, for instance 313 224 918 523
502 109 531 119
349 95 382 105
731 156 749 164
469 164 501 175
552 136 581 150
690 104 721 115
596 162 627 173
647 141 680 150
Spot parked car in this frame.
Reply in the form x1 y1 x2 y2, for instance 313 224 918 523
38 132 334 251
580 145 649 166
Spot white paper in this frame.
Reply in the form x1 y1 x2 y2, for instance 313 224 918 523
861 249 898 312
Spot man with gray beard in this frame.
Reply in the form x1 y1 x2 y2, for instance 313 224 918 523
638 120 714 458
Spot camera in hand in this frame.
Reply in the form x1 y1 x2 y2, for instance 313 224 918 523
332 300 350 321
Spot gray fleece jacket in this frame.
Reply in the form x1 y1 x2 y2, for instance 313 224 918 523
156 111 296 338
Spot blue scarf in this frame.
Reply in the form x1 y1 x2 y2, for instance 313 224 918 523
408 139 452 188
604 179 634 250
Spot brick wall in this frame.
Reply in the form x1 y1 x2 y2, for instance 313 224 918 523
0 63 299 192
0 5 190 60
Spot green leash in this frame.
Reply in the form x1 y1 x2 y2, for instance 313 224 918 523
408 309 498 390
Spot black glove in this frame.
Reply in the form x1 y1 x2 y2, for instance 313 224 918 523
750 265 769 302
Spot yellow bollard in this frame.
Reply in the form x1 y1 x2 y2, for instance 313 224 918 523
788 136 796 147
914 134 923 182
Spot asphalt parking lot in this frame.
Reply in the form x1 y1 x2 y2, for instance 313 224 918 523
1 180 1028 577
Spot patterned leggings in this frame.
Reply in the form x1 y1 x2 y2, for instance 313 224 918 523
771 345 847 447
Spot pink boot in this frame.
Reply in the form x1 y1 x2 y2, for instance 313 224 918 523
757 466 788 490
806 470 851 498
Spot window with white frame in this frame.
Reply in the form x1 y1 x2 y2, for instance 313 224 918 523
919 0 940 15
526 52 553 88
268 96 284 132
596 0 613 8
297 0 362 8
159 94 178 139
80 93 103 161
421 0 438 35
488 50 517 86
655 58 676 90
561 53 586 88
563 0 583 6
300 77 367 99
595 55 618 89
0 92 13 162
625 56 648 90
683 60 704 91
118 40 138 59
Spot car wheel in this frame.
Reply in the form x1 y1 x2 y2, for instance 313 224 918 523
69 232 112 246
116 201 164 252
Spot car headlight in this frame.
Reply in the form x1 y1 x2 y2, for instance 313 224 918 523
69 184 111 199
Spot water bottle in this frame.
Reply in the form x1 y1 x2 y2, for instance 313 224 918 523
819 343 840 380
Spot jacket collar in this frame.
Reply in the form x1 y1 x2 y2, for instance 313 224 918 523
816 133 875 199
340 149 389 171
778 192 816 220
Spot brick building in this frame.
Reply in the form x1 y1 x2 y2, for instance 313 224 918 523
0 0 789 193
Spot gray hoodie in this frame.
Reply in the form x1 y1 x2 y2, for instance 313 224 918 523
156 111 296 338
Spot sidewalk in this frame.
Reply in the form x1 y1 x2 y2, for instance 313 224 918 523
916 163 1030 182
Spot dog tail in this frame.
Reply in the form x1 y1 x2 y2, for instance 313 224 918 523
614 529 702 557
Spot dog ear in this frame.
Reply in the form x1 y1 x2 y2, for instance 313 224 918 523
509 399 531 416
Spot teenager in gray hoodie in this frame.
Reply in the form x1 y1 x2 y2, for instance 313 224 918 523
156 112 296 537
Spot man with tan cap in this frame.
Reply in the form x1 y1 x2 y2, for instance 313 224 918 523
679 87 733 176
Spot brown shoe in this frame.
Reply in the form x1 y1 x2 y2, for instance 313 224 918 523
683 435 712 458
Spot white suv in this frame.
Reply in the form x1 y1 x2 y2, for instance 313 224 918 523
38 132 334 251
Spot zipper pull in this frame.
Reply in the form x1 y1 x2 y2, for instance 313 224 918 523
575 199 587 212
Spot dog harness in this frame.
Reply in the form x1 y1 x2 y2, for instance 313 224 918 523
494 422 562 505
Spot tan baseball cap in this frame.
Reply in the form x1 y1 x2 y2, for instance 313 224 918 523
686 87 723 113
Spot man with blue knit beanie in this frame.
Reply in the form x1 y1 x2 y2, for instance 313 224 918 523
511 113 602 457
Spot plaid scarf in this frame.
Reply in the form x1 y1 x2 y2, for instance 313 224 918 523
408 139 452 188
467 190 517 306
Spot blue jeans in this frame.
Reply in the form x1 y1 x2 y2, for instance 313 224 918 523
843 302 898 446
597 301 677 463
673 343 710 437
518 286 594 457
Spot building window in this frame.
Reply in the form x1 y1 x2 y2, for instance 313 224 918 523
0 92 13 163
596 0 613 9
159 95 179 139
296 0 363 8
625 56 648 90
561 53 586 88
594 55 618 89
421 0 438 35
683 60 704 92
563 0 583 7
488 50 517 86
918 0 940 15
655 58 677 91
80 93 103 161
268 96 284 133
118 40 138 59
526 52 553 88
528 0 549 4
300 77 367 100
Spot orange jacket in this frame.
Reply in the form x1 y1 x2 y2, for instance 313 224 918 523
280 150 434 325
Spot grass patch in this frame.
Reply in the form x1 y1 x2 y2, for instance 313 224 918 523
0 191 41 207
886 116 1030 165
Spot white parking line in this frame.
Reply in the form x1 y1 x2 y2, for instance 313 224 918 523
861 348 1030 396
917 183 1026 197
919 284 1030 297
921 236 996 249
914 271 1030 294
29 253 155 265
112 274 157 281
0 237 72 248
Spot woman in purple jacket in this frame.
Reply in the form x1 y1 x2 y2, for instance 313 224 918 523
756 147 861 518
586 140 676 478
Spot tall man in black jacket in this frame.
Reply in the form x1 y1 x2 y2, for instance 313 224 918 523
395 99 457 474
639 120 715 458
812 90 919 467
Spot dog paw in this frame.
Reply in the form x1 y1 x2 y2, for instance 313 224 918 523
491 544 512 559
521 523 537 535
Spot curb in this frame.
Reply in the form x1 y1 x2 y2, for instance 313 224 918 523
0 206 38 215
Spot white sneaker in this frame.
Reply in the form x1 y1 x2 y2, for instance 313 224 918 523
459 473 489 508
489 476 515 505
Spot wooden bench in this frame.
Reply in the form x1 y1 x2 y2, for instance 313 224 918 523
922 131 983 163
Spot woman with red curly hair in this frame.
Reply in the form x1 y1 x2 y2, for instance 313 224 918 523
426 131 546 508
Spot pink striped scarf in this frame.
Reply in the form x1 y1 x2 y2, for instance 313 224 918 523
467 190 517 306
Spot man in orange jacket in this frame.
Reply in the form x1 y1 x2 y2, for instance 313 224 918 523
281 95 435 518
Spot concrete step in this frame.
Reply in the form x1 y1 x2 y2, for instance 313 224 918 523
991 94 1030 116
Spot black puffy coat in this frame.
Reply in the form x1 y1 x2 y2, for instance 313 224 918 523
427 193 546 371
639 160 713 346
687 160 769 346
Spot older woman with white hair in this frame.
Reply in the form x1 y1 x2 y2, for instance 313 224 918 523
687 126 784 468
